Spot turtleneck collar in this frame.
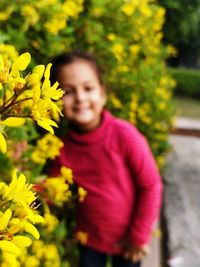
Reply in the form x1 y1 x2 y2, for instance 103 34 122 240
66 109 113 145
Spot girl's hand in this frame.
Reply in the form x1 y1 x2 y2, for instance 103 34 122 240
119 239 150 263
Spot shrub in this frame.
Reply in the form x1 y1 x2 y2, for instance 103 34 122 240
0 0 175 168
169 67 200 97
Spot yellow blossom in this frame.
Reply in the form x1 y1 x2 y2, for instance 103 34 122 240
0 44 18 62
109 93 122 109
44 177 71 205
76 231 88 245
33 65 45 79
8 170 36 206
0 209 12 231
61 166 73 184
0 240 21 256
43 213 59 233
10 52 31 77
0 6 13 21
31 133 63 164
121 2 136 16
12 236 32 248
107 33 117 41
24 222 40 240
0 117 25 127
0 132 7 153
78 187 87 202
111 43 124 61
129 44 140 56
139 4 152 18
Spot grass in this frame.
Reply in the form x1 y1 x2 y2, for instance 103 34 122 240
172 96 200 119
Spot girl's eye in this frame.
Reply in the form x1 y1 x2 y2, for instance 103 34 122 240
64 88 74 95
85 86 94 92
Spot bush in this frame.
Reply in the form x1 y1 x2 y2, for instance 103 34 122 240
169 67 200 97
0 0 176 168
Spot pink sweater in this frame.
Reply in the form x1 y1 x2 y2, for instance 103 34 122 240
51 110 163 254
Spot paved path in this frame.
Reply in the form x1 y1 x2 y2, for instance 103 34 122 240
142 223 161 267
137 117 200 267
163 117 200 267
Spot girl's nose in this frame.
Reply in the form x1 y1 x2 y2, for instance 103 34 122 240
75 90 87 102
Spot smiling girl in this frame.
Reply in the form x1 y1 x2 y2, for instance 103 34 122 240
50 51 162 267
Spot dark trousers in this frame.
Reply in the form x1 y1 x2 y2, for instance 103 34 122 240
79 245 141 267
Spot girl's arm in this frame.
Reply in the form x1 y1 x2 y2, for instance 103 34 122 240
123 124 163 248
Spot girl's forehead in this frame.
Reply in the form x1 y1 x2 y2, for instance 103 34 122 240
59 60 100 82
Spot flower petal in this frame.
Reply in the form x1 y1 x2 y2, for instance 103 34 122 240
0 209 12 231
12 235 32 248
24 222 40 240
0 240 21 255
0 132 7 153
0 117 25 127
36 118 58 134
11 52 31 76
33 65 45 79
44 63 52 80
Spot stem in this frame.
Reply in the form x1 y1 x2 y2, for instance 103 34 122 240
3 86 6 108
14 97 32 105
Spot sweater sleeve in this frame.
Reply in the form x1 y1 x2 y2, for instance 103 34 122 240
122 123 163 247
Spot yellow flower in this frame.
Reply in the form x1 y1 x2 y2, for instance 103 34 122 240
0 209 12 231
0 44 18 62
0 6 13 21
62 0 83 17
24 221 40 240
12 236 32 248
8 171 36 206
167 45 178 57
121 3 136 16
41 63 64 101
33 65 45 80
21 255 40 267
61 166 73 184
35 118 58 135
10 52 31 77
0 132 7 153
78 187 87 202
44 177 71 205
111 43 124 61
0 117 25 127
43 213 59 233
107 33 116 41
76 231 88 245
109 93 122 109
0 240 21 256
139 4 152 18
31 133 63 163
129 44 140 56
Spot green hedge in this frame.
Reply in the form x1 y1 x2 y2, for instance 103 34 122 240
169 67 200 97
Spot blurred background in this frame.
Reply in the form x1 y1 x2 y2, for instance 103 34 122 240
0 0 200 267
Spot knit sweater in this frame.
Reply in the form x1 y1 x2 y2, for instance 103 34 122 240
51 110 163 254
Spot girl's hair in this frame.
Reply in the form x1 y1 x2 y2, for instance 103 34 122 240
50 51 104 85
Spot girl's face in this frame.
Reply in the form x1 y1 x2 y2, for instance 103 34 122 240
57 60 106 132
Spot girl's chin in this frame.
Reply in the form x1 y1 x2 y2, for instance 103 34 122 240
72 118 100 131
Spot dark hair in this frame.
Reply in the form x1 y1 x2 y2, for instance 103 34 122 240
50 51 104 85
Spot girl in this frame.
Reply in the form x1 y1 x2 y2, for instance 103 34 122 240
50 51 163 267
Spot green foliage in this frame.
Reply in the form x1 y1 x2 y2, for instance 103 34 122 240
169 67 200 97
0 0 175 168
158 0 200 67
159 0 200 44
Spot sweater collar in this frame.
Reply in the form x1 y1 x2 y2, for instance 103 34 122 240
67 109 112 145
